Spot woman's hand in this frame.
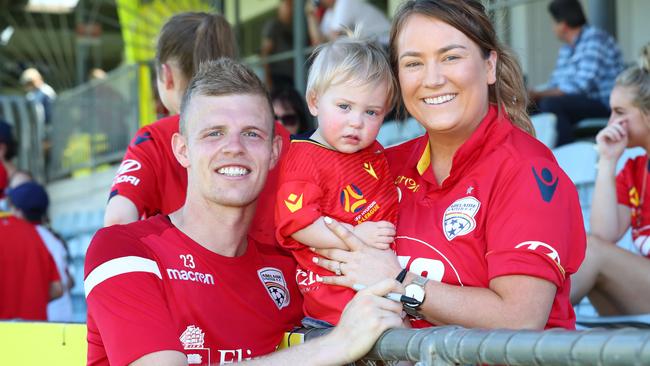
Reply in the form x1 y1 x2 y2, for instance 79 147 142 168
596 119 628 162
312 217 403 288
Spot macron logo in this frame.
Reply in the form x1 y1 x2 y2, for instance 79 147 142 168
166 268 215 285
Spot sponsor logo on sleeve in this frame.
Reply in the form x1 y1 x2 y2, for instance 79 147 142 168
514 241 565 277
532 167 558 203
112 159 142 187
363 162 378 179
284 193 303 213
629 186 640 207
257 267 290 309
442 196 481 241
340 184 367 213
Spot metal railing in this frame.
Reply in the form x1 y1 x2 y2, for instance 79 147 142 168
47 64 140 180
302 326 650 365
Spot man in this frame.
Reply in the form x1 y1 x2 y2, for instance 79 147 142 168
7 181 74 322
0 120 32 194
529 0 624 146
84 59 403 366
0 165 63 321
19 68 57 126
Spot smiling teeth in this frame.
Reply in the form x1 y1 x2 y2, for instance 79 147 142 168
424 94 456 105
217 167 250 176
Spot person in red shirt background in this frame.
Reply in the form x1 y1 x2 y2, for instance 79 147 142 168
275 34 399 325
104 12 289 245
570 44 650 315
0 164 63 321
312 0 585 330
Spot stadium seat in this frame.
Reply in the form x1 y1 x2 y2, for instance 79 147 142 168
576 313 650 329
574 117 608 139
531 112 557 148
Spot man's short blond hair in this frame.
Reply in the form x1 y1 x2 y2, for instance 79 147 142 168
306 32 397 111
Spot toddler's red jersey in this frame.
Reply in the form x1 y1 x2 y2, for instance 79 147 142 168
386 106 585 329
616 154 650 256
276 138 398 324
85 215 303 366
109 115 290 244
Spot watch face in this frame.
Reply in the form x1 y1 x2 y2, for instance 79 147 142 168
404 283 425 307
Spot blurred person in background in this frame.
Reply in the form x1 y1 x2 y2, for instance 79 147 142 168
528 0 624 146
261 0 301 92
570 44 650 315
271 87 312 135
0 119 32 203
306 0 391 46
19 67 57 126
0 167 62 321
7 181 74 322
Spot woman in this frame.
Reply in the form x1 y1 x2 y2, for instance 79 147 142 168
104 12 290 245
271 87 311 135
314 0 585 330
570 44 650 315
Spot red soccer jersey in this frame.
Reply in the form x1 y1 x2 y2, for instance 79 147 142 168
0 215 60 320
616 154 650 256
386 106 585 330
276 138 398 325
84 215 303 366
109 115 290 244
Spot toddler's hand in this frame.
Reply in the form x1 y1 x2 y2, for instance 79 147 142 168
352 221 396 250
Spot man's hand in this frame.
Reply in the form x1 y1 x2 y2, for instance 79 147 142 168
322 279 404 364
352 221 396 250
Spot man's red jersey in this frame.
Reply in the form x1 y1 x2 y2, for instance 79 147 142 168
84 215 303 366
109 115 290 244
276 138 398 325
0 215 60 320
386 106 585 329
616 154 650 256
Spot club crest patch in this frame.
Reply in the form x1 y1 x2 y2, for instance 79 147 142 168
442 196 481 241
257 267 290 309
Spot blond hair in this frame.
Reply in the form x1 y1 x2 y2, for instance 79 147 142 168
389 0 535 136
306 31 398 111
179 58 273 135
615 43 650 114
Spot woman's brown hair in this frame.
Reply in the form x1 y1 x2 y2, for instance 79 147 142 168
156 12 237 80
389 0 535 136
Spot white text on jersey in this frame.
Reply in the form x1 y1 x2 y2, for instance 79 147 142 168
166 268 215 285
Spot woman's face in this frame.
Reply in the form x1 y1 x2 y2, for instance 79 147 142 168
273 100 300 135
396 14 496 139
609 85 650 147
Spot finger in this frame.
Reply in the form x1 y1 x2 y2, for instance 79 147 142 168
312 256 341 275
361 278 402 297
314 247 353 262
372 295 404 314
324 216 365 251
319 274 353 288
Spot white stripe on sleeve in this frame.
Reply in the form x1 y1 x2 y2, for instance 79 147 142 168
84 256 162 298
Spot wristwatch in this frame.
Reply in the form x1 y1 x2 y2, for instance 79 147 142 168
403 275 429 319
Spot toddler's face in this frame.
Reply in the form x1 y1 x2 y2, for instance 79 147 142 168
308 81 389 153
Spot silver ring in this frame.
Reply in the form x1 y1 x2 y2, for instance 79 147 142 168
334 262 342 276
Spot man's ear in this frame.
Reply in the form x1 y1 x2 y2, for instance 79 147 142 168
306 91 319 117
160 63 175 91
269 134 282 170
172 132 190 168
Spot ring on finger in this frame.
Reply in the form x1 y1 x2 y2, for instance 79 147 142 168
334 261 342 276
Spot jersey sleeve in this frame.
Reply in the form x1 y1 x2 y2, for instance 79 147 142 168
84 227 182 366
275 148 324 249
109 126 162 218
616 158 635 207
485 157 586 288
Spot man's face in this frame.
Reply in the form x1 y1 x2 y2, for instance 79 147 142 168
552 20 566 42
175 94 280 208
